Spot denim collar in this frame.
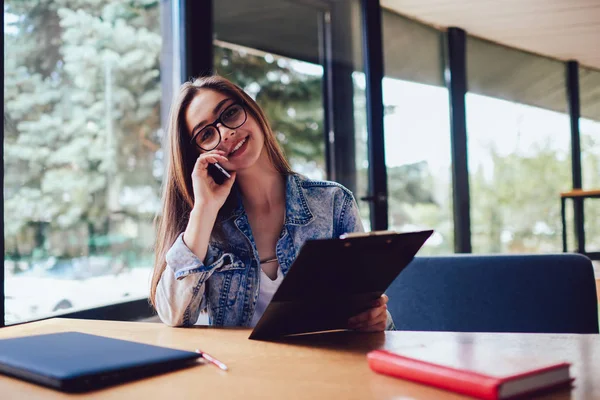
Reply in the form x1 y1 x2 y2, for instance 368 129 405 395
218 174 314 226
283 174 314 226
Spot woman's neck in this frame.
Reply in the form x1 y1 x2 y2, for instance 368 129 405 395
236 153 286 213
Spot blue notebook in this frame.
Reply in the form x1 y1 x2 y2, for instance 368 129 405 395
0 331 202 392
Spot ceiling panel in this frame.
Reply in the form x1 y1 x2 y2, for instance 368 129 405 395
467 36 569 114
382 0 600 69
214 0 322 65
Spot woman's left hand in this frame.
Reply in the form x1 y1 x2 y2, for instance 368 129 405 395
347 294 389 332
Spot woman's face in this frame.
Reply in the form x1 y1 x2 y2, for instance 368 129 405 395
185 89 265 171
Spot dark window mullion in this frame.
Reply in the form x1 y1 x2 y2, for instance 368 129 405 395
360 0 388 231
181 0 213 80
566 61 585 253
445 27 472 253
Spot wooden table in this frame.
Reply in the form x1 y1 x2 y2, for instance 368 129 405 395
1 318 599 399
560 189 600 259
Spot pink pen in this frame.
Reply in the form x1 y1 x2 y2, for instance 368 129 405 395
195 349 229 371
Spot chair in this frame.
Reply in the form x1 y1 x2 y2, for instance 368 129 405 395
387 253 599 334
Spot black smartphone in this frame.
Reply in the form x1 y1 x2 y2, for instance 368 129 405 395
207 162 231 185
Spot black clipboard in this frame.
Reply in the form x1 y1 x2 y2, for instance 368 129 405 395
249 229 434 340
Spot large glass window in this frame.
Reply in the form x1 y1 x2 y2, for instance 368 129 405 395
466 38 571 254
580 67 600 255
214 0 368 225
378 10 453 254
213 0 326 180
4 1 165 324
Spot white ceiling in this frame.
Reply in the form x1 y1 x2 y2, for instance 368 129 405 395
382 0 600 70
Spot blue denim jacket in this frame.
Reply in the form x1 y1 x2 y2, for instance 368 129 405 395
155 173 394 329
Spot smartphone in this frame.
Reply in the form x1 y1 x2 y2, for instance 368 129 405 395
207 162 231 185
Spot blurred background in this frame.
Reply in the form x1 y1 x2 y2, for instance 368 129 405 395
3 0 599 325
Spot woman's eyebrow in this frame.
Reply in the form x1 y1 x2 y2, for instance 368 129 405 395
191 98 233 136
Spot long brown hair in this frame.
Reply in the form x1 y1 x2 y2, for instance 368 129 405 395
150 75 292 308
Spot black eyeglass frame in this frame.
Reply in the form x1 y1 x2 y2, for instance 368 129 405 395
190 102 248 151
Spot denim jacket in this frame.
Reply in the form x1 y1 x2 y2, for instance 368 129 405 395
155 173 395 329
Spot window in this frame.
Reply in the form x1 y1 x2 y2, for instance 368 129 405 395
378 9 453 254
382 78 452 254
213 0 326 180
213 0 368 226
4 1 165 324
466 37 571 254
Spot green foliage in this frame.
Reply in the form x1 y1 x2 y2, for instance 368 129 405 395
4 3 329 260
4 0 162 258
470 132 600 253
213 46 325 171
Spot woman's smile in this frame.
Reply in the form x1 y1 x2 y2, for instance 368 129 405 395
226 135 250 158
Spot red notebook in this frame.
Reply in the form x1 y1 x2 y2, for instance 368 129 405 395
367 341 572 400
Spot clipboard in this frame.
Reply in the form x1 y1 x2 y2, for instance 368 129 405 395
249 229 434 340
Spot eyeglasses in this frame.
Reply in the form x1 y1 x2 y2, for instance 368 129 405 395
190 103 248 151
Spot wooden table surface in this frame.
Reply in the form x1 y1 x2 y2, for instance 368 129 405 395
1 318 599 399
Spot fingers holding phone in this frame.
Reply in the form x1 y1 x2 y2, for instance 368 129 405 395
192 150 236 210
207 162 231 185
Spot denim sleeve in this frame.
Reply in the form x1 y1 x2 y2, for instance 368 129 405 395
385 310 396 331
154 233 228 327
338 191 365 235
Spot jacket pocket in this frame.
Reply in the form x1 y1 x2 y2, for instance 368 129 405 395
207 253 248 323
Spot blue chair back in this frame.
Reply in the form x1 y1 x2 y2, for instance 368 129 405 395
387 254 599 333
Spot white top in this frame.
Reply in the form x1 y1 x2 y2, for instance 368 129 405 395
250 266 284 327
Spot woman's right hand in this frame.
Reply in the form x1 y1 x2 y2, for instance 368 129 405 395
191 150 236 211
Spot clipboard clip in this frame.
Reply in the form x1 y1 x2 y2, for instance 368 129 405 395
339 230 397 239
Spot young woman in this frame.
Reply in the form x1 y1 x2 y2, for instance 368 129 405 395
150 75 394 331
